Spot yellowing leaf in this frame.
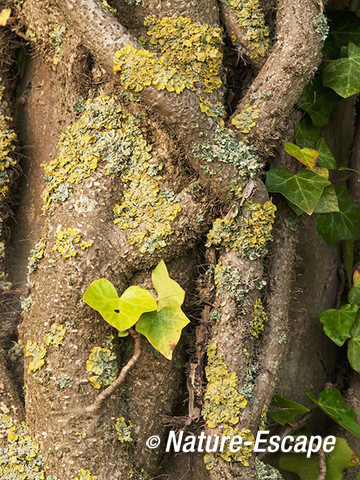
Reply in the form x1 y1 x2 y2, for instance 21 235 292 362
0 8 11 27
284 141 320 168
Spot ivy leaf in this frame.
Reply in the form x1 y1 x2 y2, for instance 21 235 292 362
316 138 337 170
295 116 320 148
305 388 360 438
266 168 331 215
83 279 157 331
316 185 360 244
284 142 319 169
136 308 189 360
269 394 310 426
348 286 360 305
297 78 339 127
353 263 360 287
323 43 360 98
151 259 185 309
136 260 189 359
348 313 360 374
329 11 360 48
318 304 359 346
314 185 339 214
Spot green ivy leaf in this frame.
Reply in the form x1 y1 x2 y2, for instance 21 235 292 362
83 279 157 331
348 313 360 374
329 11 360 48
297 78 339 127
314 185 339 214
284 142 319 168
348 286 360 305
305 388 360 438
295 116 320 148
136 260 189 359
316 138 337 170
266 168 331 215
323 43 360 98
316 185 360 244
151 259 185 309
318 304 359 346
136 308 189 360
269 394 310 426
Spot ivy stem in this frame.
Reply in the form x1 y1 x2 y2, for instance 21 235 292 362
85 328 142 414
316 449 326 480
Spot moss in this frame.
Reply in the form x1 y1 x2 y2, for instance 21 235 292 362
0 79 17 172
25 341 47 372
52 228 92 258
20 295 32 312
115 417 133 443
48 24 67 66
193 126 261 180
207 200 276 260
0 416 46 479
74 469 97 480
313 13 329 41
86 347 118 389
258 404 268 431
204 454 218 470
251 298 268 338
219 0 271 59
27 237 47 275
231 104 259 133
44 323 66 347
114 16 223 94
219 425 254 466
255 458 284 480
202 343 247 428
214 263 249 303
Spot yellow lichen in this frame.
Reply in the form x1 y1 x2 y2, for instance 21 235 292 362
44 323 66 347
202 343 247 428
52 228 92 258
27 237 47 274
0 79 17 172
251 298 268 338
204 453 218 470
25 340 47 372
74 469 97 480
207 200 277 260
86 347 118 389
114 16 223 94
49 24 67 66
199 97 226 126
220 0 271 59
219 425 254 466
115 417 133 443
0 416 46 479
258 404 268 431
101 0 117 14
231 104 259 133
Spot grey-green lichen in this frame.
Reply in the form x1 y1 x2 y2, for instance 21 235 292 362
25 340 47 372
74 469 97 480
202 343 247 428
113 16 223 94
86 347 118 389
278 334 287 345
313 13 329 41
214 264 249 303
193 126 261 180
52 228 92 258
231 104 259 133
27 237 47 274
258 404 268 431
239 364 258 404
20 295 32 312
44 323 66 347
48 24 67 66
115 417 133 443
219 0 271 58
127 468 148 480
255 458 284 480
251 298 268 338
207 200 277 260
0 78 17 175
0 414 46 479
124 0 141 5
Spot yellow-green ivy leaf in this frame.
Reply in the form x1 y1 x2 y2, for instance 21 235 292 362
284 142 319 169
152 259 185 309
